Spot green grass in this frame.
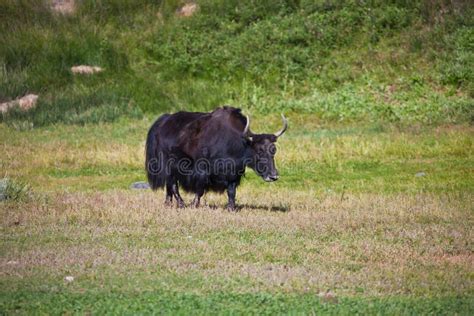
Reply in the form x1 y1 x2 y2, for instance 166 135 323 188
1 289 472 315
1 117 472 193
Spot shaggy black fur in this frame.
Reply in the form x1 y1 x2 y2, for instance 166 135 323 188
145 106 283 210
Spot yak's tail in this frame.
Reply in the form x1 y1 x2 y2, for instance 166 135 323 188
145 115 169 190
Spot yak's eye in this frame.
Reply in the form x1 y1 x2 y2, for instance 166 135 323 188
269 144 276 154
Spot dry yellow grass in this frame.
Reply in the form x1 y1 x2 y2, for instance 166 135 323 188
2 189 473 296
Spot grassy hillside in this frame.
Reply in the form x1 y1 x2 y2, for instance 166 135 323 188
1 0 473 126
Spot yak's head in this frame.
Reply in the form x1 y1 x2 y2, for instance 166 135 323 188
243 114 287 182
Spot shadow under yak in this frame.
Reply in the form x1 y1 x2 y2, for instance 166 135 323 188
204 203 290 213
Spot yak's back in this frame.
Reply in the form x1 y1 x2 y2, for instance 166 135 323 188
177 106 247 159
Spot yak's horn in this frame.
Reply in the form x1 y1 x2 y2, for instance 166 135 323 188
274 114 288 137
243 115 251 137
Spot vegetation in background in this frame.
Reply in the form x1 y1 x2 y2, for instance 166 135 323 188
1 0 473 126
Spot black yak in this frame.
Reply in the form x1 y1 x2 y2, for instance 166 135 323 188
145 106 287 211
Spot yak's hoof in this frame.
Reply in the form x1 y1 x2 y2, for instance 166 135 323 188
177 201 186 209
227 204 237 212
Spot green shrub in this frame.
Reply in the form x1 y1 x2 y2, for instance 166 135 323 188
0 178 31 202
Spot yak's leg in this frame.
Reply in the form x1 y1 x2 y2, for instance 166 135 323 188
164 182 173 206
167 176 185 208
226 182 237 211
191 189 205 208
172 183 185 208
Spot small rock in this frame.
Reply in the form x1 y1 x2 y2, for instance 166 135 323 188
176 3 198 17
19 94 39 111
64 276 74 282
51 0 76 15
6 260 19 265
130 181 150 190
0 94 38 114
415 172 426 177
71 65 103 75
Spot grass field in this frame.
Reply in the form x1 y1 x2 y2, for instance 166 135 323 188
1 117 473 314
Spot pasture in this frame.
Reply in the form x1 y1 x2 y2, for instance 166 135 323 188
1 118 473 313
